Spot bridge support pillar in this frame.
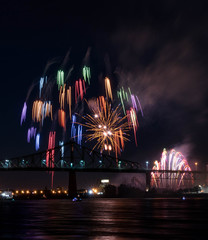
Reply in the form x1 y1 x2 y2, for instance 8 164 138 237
145 171 151 192
68 171 77 198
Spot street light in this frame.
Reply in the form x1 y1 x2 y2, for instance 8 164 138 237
146 161 149 170
195 162 198 171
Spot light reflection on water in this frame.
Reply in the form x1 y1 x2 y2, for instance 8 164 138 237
0 198 208 239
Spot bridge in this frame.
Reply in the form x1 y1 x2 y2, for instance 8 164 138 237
0 141 205 197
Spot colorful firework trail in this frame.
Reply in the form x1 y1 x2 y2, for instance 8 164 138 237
20 102 27 125
151 148 193 189
46 131 56 188
20 51 143 187
83 66 91 85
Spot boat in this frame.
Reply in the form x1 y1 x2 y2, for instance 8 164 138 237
0 191 13 200
72 196 82 202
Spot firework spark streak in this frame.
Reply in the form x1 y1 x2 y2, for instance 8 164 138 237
58 109 66 130
27 127 37 143
39 77 47 98
59 84 66 109
71 114 76 139
83 66 91 85
105 77 113 101
117 87 128 115
35 134 40 151
20 102 27 125
32 100 53 124
46 131 56 188
75 79 85 103
67 86 72 119
57 70 64 90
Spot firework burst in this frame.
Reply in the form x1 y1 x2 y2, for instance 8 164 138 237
80 97 130 157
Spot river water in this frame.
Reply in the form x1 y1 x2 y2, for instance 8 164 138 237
0 198 207 239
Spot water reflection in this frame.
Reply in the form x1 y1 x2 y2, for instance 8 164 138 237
0 198 207 239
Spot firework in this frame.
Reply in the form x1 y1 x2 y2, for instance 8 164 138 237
59 84 66 109
83 66 91 85
19 50 146 194
151 148 193 189
20 102 27 125
35 134 40 151
117 87 128 115
46 131 56 188
67 86 72 119
136 96 144 117
75 79 86 104
58 109 66 130
59 141 64 167
57 70 64 90
80 98 130 157
71 114 76 139
39 76 47 98
70 114 83 145
77 125 83 145
126 108 139 146
27 127 37 143
20 50 143 193
32 100 52 124
105 77 113 101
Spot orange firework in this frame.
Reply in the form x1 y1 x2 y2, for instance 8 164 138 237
59 84 66 109
80 98 130 158
105 77 113 101
58 109 66 130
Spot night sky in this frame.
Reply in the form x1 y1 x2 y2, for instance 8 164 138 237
0 0 208 189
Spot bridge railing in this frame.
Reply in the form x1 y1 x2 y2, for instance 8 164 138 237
0 141 143 171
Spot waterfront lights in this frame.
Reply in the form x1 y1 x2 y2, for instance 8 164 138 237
101 179 109 184
195 162 198 171
80 160 85 167
88 189 93 194
92 188 97 193
146 161 149 169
